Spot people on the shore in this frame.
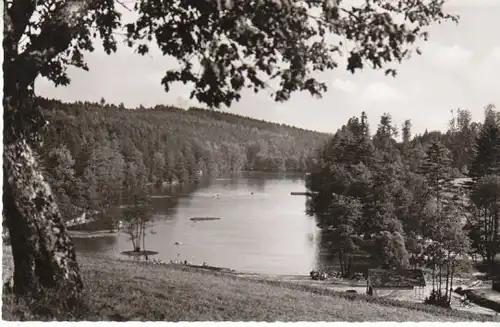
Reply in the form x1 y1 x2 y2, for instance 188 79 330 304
151 258 165 265
310 270 328 281
460 294 469 307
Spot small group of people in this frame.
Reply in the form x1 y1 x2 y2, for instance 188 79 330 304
460 293 470 307
310 270 328 281
151 258 165 265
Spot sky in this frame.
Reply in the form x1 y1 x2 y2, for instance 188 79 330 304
35 0 500 135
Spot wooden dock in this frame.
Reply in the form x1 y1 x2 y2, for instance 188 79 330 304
290 192 318 196
189 217 221 222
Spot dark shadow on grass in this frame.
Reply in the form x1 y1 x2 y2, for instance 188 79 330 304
121 250 159 257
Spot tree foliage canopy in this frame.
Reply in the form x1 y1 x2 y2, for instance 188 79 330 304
307 105 500 306
38 97 328 221
5 0 457 112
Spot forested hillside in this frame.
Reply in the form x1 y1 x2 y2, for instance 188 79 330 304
307 105 499 308
36 97 329 221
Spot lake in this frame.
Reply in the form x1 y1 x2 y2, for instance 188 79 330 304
72 172 337 275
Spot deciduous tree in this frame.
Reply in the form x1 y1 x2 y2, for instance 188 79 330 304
468 175 500 271
123 190 153 254
319 194 363 277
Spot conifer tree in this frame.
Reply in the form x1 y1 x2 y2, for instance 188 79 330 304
468 175 500 270
373 113 398 151
402 119 412 145
466 105 500 272
419 140 455 212
469 105 500 179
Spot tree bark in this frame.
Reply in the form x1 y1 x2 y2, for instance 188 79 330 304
3 0 91 301
4 137 83 298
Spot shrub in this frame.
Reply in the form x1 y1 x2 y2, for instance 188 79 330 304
424 290 451 309
309 270 327 281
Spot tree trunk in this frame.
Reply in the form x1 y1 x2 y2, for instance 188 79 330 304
439 264 442 296
445 258 450 300
4 138 83 298
129 229 137 251
338 252 345 277
135 218 140 250
3 1 86 301
450 261 455 304
432 263 436 292
142 219 147 260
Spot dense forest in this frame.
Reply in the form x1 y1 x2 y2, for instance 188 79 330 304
35 97 329 222
307 105 499 307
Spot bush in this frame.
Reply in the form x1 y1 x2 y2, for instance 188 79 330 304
424 290 451 309
493 280 500 292
350 272 364 280
328 270 342 279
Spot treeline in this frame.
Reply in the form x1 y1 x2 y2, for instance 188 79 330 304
36 97 329 221
307 105 499 308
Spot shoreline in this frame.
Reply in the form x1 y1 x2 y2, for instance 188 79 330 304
3 243 499 317
6 251 496 321
68 230 119 238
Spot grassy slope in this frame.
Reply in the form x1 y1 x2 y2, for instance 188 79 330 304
3 254 499 321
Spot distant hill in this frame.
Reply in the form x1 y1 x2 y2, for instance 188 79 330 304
35 97 330 219
186 107 321 135
38 97 330 174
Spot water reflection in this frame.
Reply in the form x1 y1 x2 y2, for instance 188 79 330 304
246 176 267 192
72 235 116 253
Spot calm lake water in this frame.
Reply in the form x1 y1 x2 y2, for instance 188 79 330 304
73 172 336 275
